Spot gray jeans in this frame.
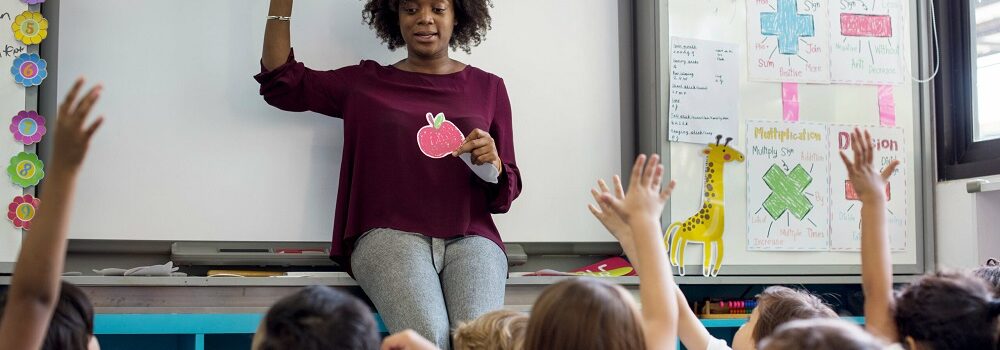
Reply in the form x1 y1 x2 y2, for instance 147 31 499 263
351 228 508 350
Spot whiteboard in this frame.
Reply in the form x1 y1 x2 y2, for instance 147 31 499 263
662 0 922 268
52 0 622 243
0 0 29 265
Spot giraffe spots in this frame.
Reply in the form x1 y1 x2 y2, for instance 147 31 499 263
704 192 710 197
706 184 714 191
709 162 714 167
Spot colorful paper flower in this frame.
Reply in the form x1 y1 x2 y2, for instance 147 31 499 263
7 152 44 188
11 11 47 45
10 110 46 145
7 195 39 230
20 0 45 4
10 53 47 87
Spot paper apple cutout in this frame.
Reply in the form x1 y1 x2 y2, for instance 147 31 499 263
417 112 464 158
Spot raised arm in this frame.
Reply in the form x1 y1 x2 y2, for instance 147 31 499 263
590 177 718 350
262 0 293 70
601 155 679 350
0 79 103 350
839 128 900 343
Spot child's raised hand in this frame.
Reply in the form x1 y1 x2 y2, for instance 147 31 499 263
839 128 899 203
52 78 104 172
600 154 676 226
589 175 632 241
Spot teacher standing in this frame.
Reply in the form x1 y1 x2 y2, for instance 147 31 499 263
254 0 521 348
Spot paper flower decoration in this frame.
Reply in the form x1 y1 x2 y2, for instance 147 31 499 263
10 111 46 145
21 0 45 4
7 152 44 188
10 53 47 87
11 11 47 45
7 195 39 230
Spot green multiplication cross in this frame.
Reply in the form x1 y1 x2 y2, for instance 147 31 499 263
762 164 813 220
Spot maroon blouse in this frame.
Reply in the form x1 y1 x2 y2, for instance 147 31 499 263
255 49 521 268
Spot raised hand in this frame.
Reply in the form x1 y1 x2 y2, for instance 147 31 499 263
52 78 104 172
839 128 899 203
600 154 676 226
589 175 640 261
589 176 630 239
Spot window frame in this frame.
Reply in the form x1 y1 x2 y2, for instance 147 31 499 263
935 0 1000 180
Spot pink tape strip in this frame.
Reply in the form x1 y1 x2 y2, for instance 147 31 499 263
878 85 896 127
782 83 800 122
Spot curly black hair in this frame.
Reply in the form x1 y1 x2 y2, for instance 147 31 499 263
363 0 493 54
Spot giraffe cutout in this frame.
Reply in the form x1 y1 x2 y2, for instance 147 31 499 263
665 135 744 277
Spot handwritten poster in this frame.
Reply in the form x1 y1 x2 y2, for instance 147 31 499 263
747 0 832 83
746 120 832 251
668 37 740 145
828 125 906 251
829 0 907 84
0 0 29 265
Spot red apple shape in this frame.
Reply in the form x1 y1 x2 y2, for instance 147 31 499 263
417 113 464 158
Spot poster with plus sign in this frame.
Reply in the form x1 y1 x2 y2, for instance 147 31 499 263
829 0 907 85
747 0 832 83
745 120 832 251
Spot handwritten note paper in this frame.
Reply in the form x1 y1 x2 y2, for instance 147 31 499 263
668 37 740 145
829 0 906 84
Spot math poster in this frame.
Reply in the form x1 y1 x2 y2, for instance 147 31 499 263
746 0 832 83
668 37 740 145
829 0 907 84
746 120 831 251
828 125 907 251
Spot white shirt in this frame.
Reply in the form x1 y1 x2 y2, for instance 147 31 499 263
706 337 733 350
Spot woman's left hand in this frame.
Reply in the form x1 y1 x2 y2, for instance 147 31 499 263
452 128 502 172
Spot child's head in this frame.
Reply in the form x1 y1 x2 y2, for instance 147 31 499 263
894 271 1000 350
0 281 99 350
453 309 528 350
252 286 380 350
974 258 1000 294
732 286 838 350
523 278 645 350
758 318 883 350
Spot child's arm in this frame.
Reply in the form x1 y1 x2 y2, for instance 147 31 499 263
674 285 720 350
839 128 900 343
0 78 103 350
590 177 720 350
600 154 678 350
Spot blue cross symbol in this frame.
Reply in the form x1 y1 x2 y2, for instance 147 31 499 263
761 0 815 55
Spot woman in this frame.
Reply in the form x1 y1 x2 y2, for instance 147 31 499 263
255 0 521 348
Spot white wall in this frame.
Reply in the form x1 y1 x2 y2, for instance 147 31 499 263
934 175 1000 270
